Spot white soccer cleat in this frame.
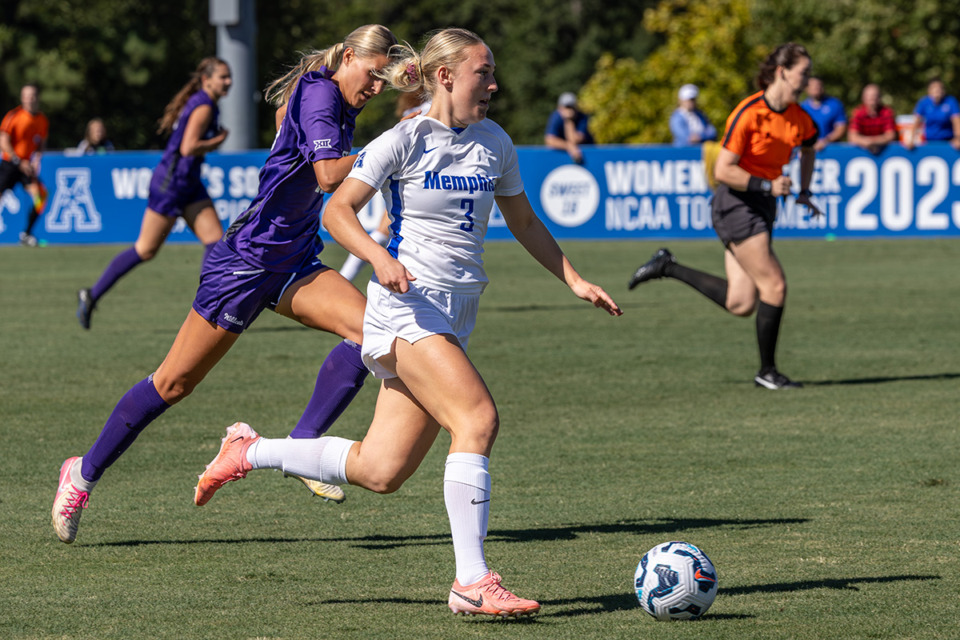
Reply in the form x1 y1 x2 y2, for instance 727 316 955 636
52 457 90 544
284 472 346 503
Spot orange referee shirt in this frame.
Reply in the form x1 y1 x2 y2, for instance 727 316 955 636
721 91 818 180
1 106 49 163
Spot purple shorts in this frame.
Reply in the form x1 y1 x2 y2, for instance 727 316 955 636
192 241 328 333
147 169 211 218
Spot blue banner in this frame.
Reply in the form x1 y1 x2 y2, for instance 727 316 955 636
3 143 960 245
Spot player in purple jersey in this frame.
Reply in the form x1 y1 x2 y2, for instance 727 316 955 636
52 25 398 544
194 28 622 618
76 58 232 330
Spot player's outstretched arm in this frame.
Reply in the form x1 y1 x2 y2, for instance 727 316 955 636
496 192 622 316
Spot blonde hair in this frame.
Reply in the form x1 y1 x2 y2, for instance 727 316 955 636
157 57 227 136
380 28 485 97
265 24 397 107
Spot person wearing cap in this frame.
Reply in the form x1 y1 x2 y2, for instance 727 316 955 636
669 83 717 147
545 91 594 163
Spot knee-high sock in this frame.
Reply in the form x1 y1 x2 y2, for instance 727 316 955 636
246 435 354 486
81 376 170 482
288 340 368 439
24 207 40 235
90 247 143 302
663 262 728 309
756 301 784 372
445 453 491 586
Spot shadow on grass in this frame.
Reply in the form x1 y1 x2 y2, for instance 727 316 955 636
302 592 752 620
341 517 809 550
722 574 940 596
537 592 755 619
94 517 807 549
805 372 960 386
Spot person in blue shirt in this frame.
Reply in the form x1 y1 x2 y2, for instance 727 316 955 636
801 76 846 152
906 78 960 151
669 84 716 147
545 92 593 164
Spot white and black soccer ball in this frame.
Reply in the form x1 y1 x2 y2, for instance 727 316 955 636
634 541 718 621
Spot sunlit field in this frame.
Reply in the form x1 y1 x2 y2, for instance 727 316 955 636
3 238 958 639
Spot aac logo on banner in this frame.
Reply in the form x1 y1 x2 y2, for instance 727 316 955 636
539 164 600 227
46 168 102 233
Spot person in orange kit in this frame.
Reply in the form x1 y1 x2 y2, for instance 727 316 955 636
0 84 49 246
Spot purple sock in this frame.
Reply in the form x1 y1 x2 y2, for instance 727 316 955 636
288 341 369 439
81 376 170 482
90 247 143 301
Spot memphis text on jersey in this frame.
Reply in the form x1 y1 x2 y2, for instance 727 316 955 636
423 171 496 195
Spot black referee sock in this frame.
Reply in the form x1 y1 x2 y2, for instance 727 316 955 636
24 208 40 235
756 301 784 373
662 262 728 308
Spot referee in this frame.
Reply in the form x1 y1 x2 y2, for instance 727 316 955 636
628 43 821 389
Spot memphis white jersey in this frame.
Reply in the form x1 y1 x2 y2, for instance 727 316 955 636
347 115 524 295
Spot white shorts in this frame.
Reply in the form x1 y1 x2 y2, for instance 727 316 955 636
361 280 480 379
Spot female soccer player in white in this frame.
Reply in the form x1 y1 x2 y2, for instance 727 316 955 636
195 28 622 618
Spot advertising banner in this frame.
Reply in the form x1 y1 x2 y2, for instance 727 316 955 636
3 143 960 245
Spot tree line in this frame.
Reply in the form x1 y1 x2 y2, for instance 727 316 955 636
2 0 958 151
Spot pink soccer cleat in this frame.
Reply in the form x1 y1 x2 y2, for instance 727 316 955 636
52 457 90 544
194 422 260 506
448 571 541 618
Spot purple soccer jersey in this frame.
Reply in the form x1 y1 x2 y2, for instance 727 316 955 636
147 91 220 216
223 68 360 272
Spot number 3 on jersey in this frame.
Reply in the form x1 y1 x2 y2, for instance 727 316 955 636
459 198 475 232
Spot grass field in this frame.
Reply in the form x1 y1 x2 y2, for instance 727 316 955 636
2 238 959 639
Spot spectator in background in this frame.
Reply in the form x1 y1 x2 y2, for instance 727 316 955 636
75 118 115 154
669 84 716 147
545 92 593 164
0 84 49 247
906 78 960 151
801 76 846 151
847 84 897 154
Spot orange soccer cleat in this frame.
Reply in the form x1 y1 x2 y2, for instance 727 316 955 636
448 571 540 618
194 422 260 506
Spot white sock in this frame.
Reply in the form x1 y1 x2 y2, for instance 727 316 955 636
444 452 491 586
71 457 97 493
339 252 367 282
339 230 389 281
245 436 355 485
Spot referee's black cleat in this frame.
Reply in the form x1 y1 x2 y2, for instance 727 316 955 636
754 369 803 390
628 248 676 290
76 288 95 330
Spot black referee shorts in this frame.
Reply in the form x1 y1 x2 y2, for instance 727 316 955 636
0 159 29 194
711 184 776 247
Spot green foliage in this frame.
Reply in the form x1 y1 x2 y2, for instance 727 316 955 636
750 0 960 117
4 239 960 638
0 0 660 150
581 0 762 143
581 0 960 144
7 0 960 150
1 0 213 150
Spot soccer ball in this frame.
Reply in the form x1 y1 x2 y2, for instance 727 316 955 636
634 541 718 621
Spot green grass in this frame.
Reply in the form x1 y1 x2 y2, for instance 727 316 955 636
2 238 959 639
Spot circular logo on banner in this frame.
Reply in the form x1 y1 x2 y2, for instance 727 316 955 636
539 165 600 227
